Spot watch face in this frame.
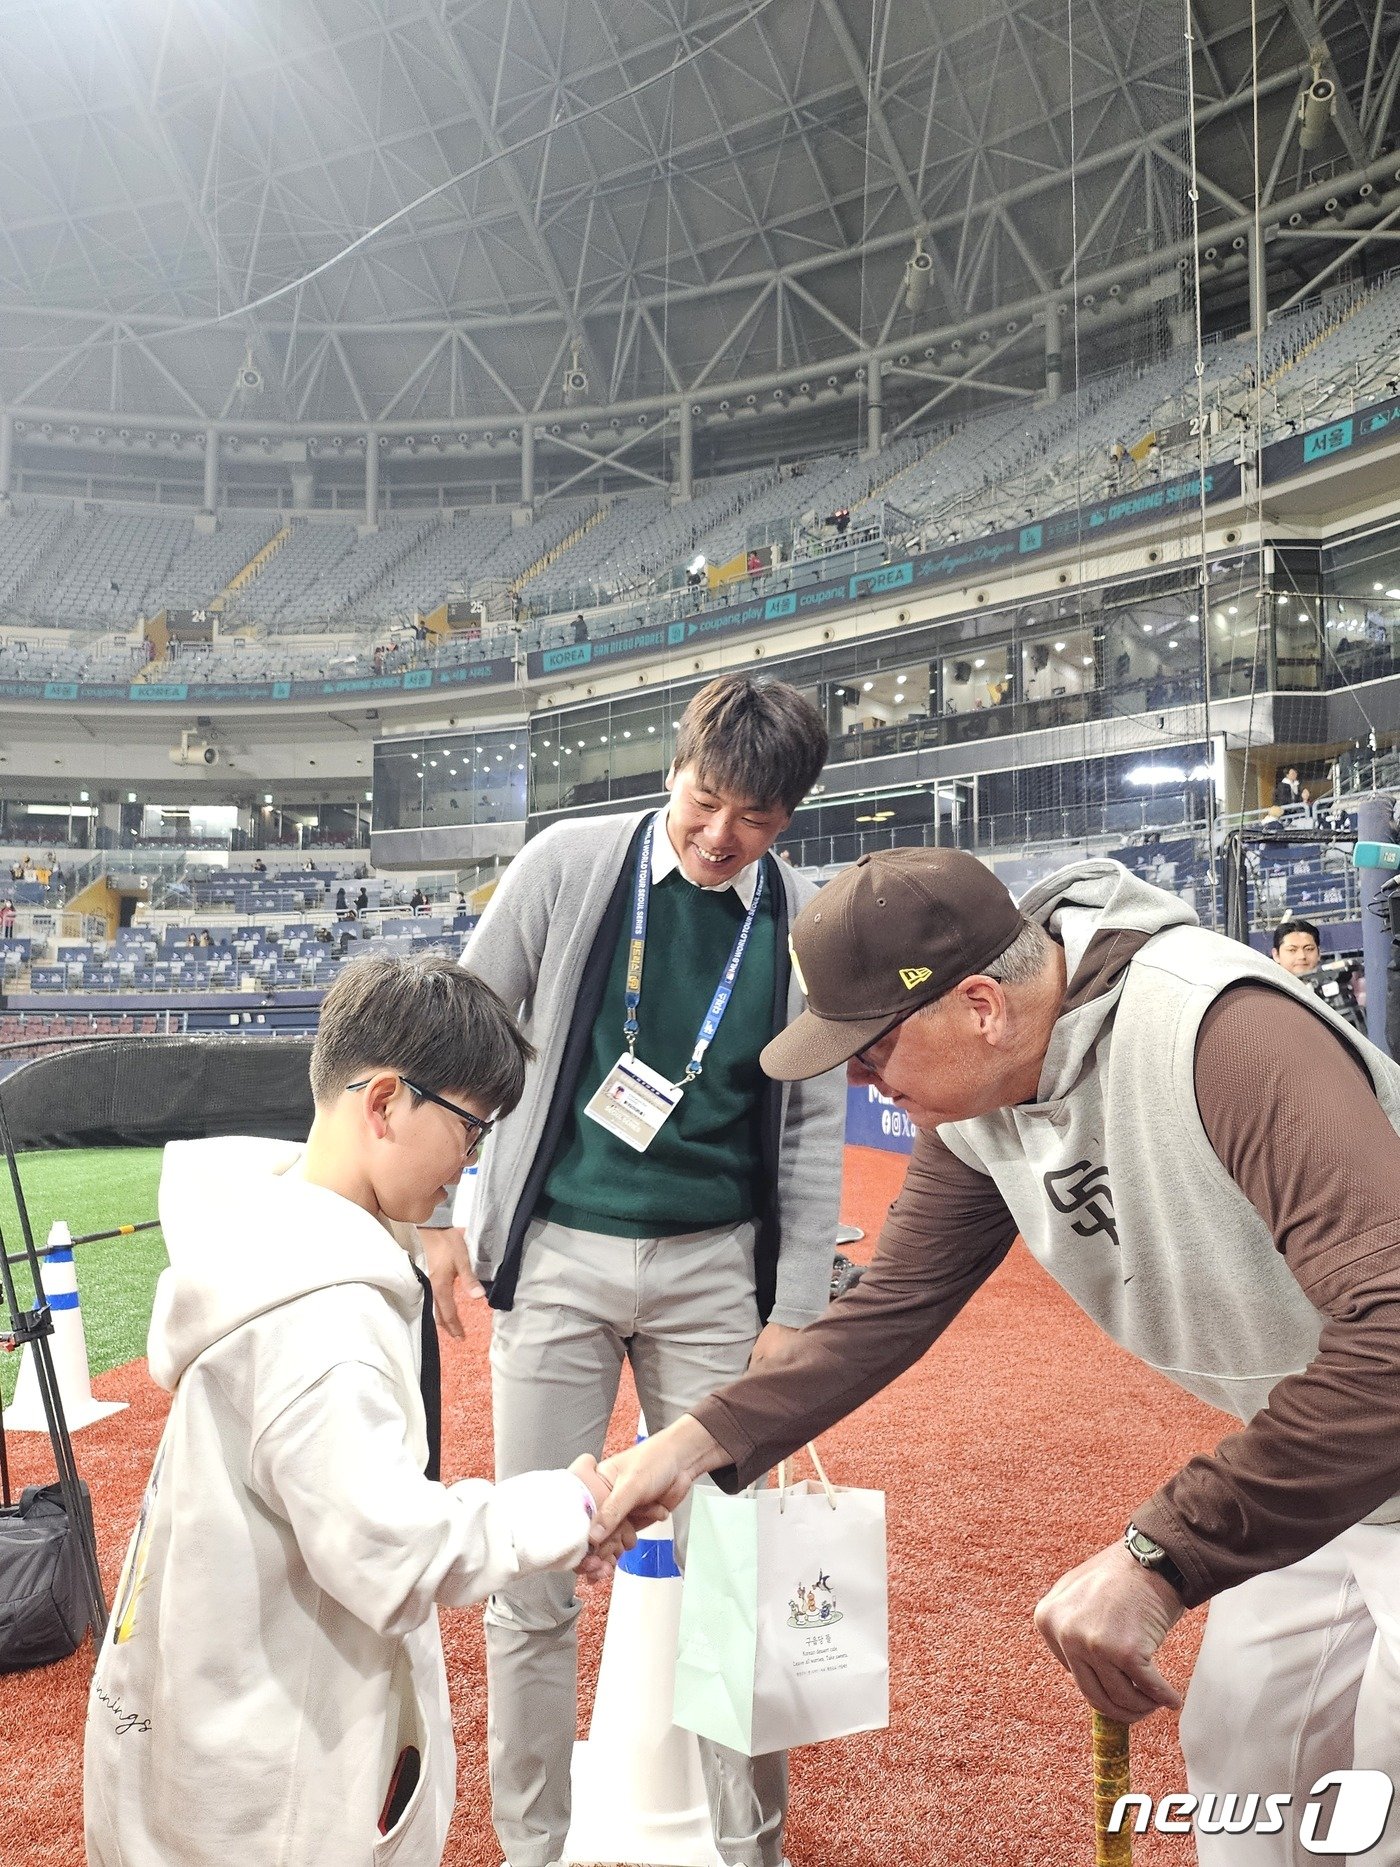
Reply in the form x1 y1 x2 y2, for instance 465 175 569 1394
1127 1525 1165 1563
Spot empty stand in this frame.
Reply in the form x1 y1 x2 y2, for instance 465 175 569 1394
152 518 282 612
25 510 192 624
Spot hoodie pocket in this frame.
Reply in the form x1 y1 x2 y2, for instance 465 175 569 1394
373 1657 436 1864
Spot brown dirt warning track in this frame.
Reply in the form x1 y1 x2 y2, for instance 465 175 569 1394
0 1145 1220 1865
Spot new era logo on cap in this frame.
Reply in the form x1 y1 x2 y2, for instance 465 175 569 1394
899 967 932 990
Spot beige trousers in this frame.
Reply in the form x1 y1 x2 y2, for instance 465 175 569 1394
485 1216 786 1867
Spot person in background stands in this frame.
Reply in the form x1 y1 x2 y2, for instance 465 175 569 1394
1272 918 1321 978
1273 766 1301 809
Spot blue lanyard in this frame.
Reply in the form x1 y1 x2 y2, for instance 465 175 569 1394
624 820 766 1083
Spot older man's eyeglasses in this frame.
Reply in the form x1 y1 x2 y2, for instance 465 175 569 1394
852 1003 922 1070
346 1076 494 1157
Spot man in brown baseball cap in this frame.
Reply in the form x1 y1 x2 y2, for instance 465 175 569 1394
589 847 1400 1863
759 848 1029 1083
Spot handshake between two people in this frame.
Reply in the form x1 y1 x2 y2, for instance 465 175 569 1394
566 1414 723 1586
566 1420 1190 1732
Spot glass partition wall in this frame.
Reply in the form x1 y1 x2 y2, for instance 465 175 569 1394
381 530 1400 859
373 728 528 833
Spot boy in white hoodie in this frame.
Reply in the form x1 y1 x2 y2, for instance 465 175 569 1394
84 952 626 1867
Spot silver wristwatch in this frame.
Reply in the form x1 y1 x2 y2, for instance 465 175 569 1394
1124 1522 1187 1595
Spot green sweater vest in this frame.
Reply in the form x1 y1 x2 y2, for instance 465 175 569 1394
538 866 777 1236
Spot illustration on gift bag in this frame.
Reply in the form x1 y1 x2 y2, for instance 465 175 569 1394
787 1571 841 1628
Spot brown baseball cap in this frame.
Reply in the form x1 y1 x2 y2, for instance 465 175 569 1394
761 848 1025 1081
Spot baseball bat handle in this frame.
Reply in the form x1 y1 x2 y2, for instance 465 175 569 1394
1092 1712 1132 1865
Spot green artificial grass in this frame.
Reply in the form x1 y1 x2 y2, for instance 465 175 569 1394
0 1147 165 1406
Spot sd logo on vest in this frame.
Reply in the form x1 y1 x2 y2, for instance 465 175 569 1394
1043 1160 1118 1249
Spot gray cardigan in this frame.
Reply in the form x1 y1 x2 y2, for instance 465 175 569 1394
447 810 844 1329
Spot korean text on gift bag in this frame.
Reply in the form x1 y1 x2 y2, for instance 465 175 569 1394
672 1447 889 1756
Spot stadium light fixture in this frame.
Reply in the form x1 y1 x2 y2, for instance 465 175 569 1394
1298 75 1336 150
903 241 933 315
1127 765 1186 786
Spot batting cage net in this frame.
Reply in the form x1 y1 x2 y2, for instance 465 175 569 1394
0 1035 314 1153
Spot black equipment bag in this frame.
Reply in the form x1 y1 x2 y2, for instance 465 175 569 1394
0 1479 95 1671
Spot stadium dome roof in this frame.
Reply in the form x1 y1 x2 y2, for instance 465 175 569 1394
0 0 1394 442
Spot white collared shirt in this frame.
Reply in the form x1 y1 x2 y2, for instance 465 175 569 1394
651 806 760 908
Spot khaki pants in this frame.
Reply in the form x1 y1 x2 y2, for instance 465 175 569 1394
485 1217 787 1867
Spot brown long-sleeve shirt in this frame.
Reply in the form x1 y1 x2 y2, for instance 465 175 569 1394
693 981 1400 1605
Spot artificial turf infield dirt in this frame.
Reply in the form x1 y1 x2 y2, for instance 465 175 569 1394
0 1144 1220 1866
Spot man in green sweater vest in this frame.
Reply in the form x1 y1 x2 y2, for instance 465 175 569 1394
421 676 844 1867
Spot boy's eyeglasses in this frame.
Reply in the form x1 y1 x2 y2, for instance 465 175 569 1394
345 1076 494 1157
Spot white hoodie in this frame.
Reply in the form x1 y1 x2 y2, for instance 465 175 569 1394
83 1137 597 1867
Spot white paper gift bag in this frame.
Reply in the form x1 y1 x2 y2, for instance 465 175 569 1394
672 1449 889 1756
